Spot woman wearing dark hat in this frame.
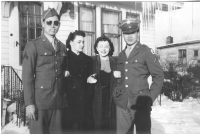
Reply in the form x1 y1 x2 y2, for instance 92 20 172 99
92 35 117 134
62 30 96 133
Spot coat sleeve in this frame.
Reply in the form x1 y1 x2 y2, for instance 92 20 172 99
22 41 37 106
145 48 164 102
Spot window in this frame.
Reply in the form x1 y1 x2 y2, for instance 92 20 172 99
19 2 43 65
194 50 198 57
102 9 121 56
178 49 187 64
79 5 96 56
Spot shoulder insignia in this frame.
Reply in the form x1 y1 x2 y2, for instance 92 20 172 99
23 52 28 60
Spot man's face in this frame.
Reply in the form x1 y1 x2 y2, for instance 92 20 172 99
123 31 139 46
70 35 85 53
43 16 60 36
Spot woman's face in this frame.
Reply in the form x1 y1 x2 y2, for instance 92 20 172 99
96 41 110 57
70 35 84 54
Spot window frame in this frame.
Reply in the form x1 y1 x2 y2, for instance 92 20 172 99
101 8 122 56
178 49 187 64
78 4 96 56
194 50 199 57
19 2 43 65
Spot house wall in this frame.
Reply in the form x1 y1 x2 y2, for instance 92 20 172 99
1 3 9 65
158 43 200 62
155 2 200 47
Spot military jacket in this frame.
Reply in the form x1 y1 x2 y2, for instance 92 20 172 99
22 34 67 109
113 42 164 109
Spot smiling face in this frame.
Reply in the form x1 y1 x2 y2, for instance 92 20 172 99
70 35 85 54
96 41 110 57
123 31 139 46
43 16 60 37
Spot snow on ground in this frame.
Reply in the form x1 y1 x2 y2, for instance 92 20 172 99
1 95 200 134
152 95 200 134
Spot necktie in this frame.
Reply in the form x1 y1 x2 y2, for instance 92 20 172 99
52 39 57 51
126 46 131 57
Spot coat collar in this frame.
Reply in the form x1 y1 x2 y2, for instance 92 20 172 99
127 42 141 60
41 34 61 53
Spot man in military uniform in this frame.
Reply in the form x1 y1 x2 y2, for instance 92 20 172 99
113 18 164 134
22 8 67 134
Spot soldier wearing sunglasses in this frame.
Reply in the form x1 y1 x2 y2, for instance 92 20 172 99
22 8 67 134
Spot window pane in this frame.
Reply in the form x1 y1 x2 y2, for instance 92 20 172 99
36 28 42 38
83 33 94 56
29 28 35 39
36 17 42 27
20 15 27 27
102 11 119 34
19 2 42 65
28 3 34 15
21 28 27 39
35 5 41 15
29 16 35 27
80 7 94 32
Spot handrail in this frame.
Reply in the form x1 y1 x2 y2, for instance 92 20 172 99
1 65 26 127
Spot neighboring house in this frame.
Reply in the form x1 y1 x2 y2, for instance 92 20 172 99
157 39 200 65
1 1 183 78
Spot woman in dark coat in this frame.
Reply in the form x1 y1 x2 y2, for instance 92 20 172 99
62 30 95 133
92 35 117 134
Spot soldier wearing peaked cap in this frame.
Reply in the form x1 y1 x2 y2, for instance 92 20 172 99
113 18 164 134
22 8 67 134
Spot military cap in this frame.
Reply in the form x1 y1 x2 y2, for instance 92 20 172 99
43 8 59 20
119 18 141 34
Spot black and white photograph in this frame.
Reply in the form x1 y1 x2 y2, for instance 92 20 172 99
1 1 200 134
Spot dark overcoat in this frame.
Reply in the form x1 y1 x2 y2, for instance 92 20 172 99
92 55 117 132
113 42 164 110
62 51 94 130
22 34 68 109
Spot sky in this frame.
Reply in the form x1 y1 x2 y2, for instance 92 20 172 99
2 95 200 134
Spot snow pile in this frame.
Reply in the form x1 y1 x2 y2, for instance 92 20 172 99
151 95 200 134
1 122 29 134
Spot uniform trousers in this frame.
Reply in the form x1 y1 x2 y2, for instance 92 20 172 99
29 109 62 134
116 100 151 134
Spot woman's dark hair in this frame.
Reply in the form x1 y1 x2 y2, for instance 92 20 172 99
94 35 114 56
66 30 86 50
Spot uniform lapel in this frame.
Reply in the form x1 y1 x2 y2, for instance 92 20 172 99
41 35 55 52
127 42 141 60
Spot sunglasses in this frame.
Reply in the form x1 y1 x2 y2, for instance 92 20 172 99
46 20 60 26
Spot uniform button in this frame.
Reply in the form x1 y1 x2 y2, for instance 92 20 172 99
79 75 81 77
45 53 47 55
126 61 128 64
135 60 137 62
125 69 128 72
55 70 57 72
55 54 56 56
125 85 128 87
41 86 43 88
56 78 57 80
125 77 128 79
139 91 142 93
55 62 57 64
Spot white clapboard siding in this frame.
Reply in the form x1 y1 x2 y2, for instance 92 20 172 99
56 11 75 45
1 17 9 65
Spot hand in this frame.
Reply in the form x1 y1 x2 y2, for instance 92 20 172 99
64 70 70 77
87 74 97 83
113 71 121 78
26 105 36 120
